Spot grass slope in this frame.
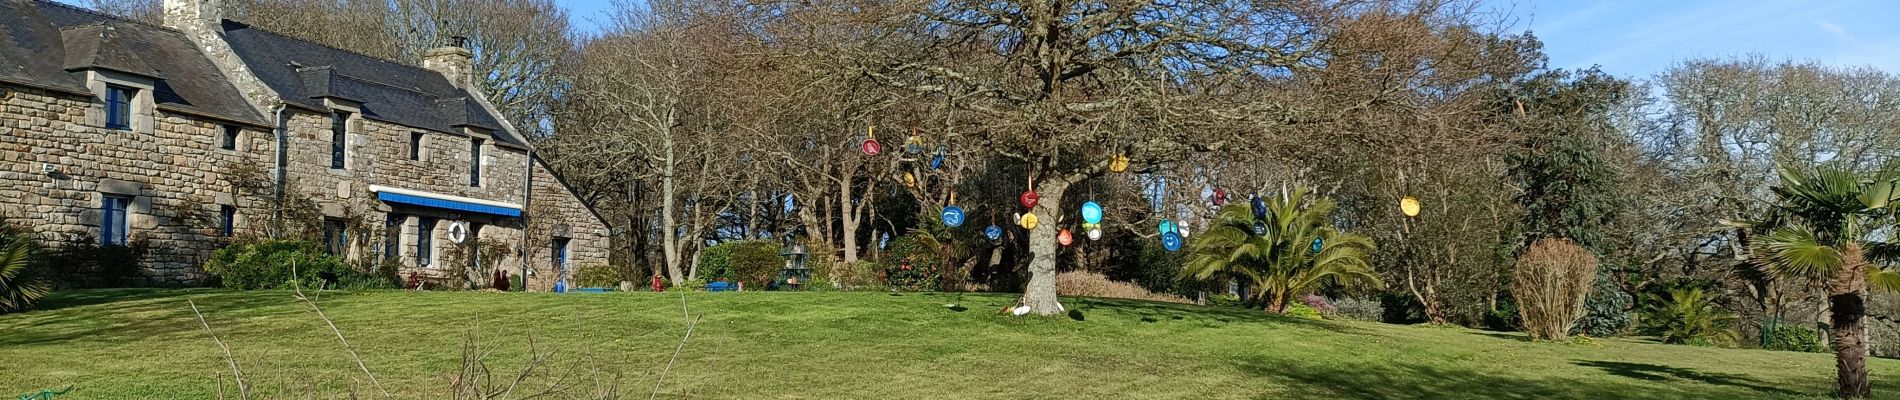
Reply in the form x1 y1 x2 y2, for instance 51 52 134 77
0 289 1889 399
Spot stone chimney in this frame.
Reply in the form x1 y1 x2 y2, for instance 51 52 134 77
161 0 224 31
423 36 473 89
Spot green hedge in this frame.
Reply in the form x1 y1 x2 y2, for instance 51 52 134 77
699 240 782 286
203 240 397 290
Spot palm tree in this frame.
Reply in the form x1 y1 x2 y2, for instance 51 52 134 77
1749 163 1900 399
1641 287 1739 346
1182 187 1382 313
0 226 49 314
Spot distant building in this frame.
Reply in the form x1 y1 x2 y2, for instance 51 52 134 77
0 0 609 288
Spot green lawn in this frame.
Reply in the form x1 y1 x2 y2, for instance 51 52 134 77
0 289 1889 399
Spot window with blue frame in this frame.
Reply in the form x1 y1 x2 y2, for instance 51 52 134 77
330 112 350 169
101 195 130 246
322 218 347 255
383 214 403 263
551 237 570 274
417 218 436 267
104 85 134 130
219 205 236 236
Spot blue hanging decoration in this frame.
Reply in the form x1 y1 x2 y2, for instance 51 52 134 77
1159 219 1177 234
1252 220 1267 236
930 145 946 170
1250 196 1267 220
941 205 965 227
1081 201 1103 224
985 224 1003 240
1162 231 1184 252
1311 237 1324 253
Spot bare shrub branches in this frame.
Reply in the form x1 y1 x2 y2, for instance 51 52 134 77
1513 238 1599 340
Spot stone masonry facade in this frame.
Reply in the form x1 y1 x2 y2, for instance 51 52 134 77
0 0 609 288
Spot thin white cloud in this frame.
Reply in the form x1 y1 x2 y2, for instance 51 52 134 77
1819 20 1858 42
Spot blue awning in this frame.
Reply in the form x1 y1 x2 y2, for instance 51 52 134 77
375 190 522 217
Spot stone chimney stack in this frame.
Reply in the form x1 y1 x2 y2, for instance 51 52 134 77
161 0 224 31
423 36 473 89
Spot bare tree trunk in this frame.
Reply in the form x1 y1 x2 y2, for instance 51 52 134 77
839 173 861 265
1020 178 1071 316
660 130 684 284
1831 244 1871 399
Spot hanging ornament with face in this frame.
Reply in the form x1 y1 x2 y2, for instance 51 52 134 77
985 224 1003 240
1081 201 1104 224
1212 188 1228 206
1084 222 1103 240
903 172 918 188
1250 196 1268 220
1109 154 1130 173
1161 231 1184 252
1311 237 1324 253
1058 228 1074 246
861 125 880 156
1159 219 1177 235
1018 212 1039 229
941 205 965 227
1020 190 1040 209
1400 196 1421 218
1252 220 1268 236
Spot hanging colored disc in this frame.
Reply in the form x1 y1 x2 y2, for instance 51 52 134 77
1213 188 1227 206
941 205 965 227
905 135 925 154
1159 219 1176 234
1019 212 1039 229
1020 190 1040 209
1178 221 1191 238
1311 237 1324 253
1251 196 1267 220
930 154 944 170
1081 201 1103 224
1252 220 1267 236
1162 231 1183 252
861 138 881 156
1400 196 1421 217
903 172 917 187
985 225 1003 240
1058 229 1074 246
1087 227 1103 240
1109 154 1130 173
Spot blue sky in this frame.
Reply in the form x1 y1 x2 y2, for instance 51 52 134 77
1498 0 1900 78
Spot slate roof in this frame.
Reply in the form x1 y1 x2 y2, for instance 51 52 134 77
0 0 268 126
217 20 526 147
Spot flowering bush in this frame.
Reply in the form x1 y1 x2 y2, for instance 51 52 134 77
1327 297 1385 322
1300 294 1336 314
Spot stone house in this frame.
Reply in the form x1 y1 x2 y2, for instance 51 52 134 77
0 0 610 289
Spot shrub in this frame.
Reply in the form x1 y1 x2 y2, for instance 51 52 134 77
0 226 50 314
884 235 947 291
573 264 627 288
1327 297 1385 322
1639 287 1738 347
203 240 393 290
1575 272 1634 336
698 240 782 286
837 260 885 289
1763 324 1825 353
37 237 144 288
1512 238 1598 341
1299 294 1336 314
1483 291 1523 332
1055 271 1192 304
1284 302 1323 320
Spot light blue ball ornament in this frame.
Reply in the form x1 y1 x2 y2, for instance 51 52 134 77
1081 201 1103 224
1162 231 1184 252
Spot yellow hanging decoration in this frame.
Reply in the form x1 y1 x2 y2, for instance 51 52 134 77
1400 196 1421 217
904 172 918 187
1019 212 1040 229
1109 154 1130 173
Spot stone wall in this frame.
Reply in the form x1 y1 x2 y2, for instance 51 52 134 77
0 82 275 286
0 82 610 288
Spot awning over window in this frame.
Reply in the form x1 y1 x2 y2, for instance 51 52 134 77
369 185 523 218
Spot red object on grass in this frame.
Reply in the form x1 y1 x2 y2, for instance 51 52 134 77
651 275 665 292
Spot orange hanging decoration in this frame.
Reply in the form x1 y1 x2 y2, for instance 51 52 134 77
1058 228 1074 246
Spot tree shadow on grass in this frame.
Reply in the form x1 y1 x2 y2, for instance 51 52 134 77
0 289 313 347
1572 360 1802 396
1468 331 1531 342
1067 297 1384 337
1233 355 1816 399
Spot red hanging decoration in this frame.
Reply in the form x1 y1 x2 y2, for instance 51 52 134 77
1020 190 1040 209
1058 228 1074 246
1213 188 1228 206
